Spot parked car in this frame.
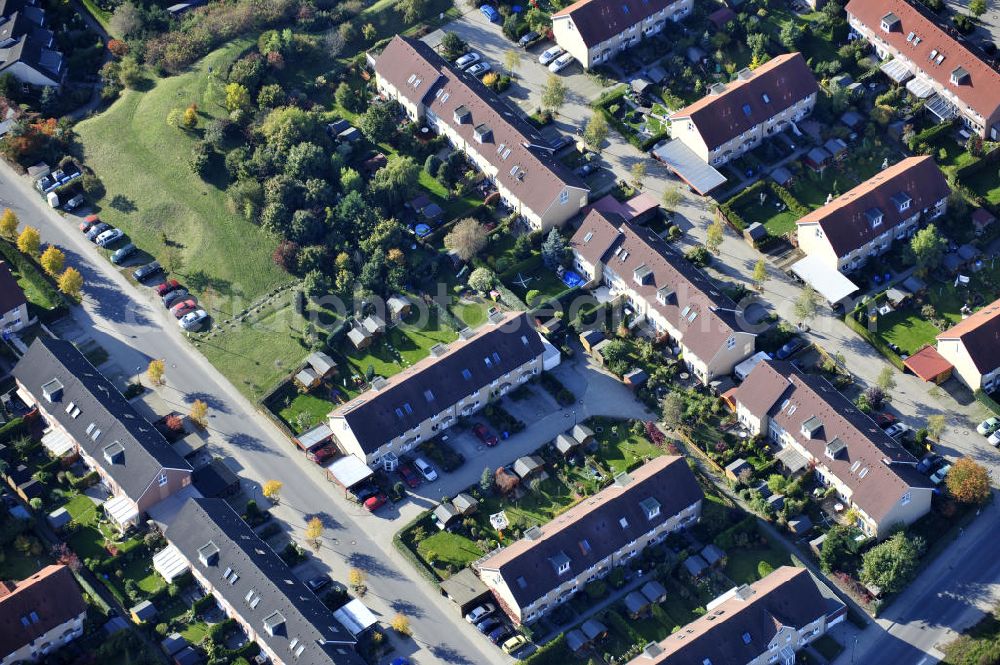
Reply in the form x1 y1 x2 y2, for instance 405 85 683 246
930 463 952 485
133 261 162 282
977 417 1000 436
63 194 85 211
467 62 492 77
989 431 1000 447
413 457 438 482
162 289 189 309
548 52 575 73
85 222 110 241
111 243 137 265
455 52 482 69
549 134 575 152
354 486 378 502
502 635 529 654
473 423 499 447
171 299 198 318
518 30 540 47
306 575 331 593
916 453 943 474
538 45 564 65
775 337 805 360
79 216 99 232
179 309 208 331
480 4 500 22
476 618 501 635
155 279 181 296
397 463 421 489
875 412 898 429
574 162 597 177
307 443 337 464
464 604 496 624
364 493 388 511
95 228 124 247
488 626 512 645
884 422 909 439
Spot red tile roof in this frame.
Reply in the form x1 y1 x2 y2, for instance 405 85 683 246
669 53 818 151
903 345 953 382
0 261 26 315
936 297 1000 374
735 361 931 525
0 565 85 657
552 0 686 48
794 156 950 257
846 0 1000 125
374 36 587 218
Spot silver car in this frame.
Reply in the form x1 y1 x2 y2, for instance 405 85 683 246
538 45 564 65
179 309 208 331
454 52 482 69
413 457 438 482
95 228 124 247
467 62 492 77
548 52 575 73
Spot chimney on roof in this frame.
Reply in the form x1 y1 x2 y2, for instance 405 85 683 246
523 526 542 541
708 82 726 95
488 310 505 325
371 377 389 391
614 471 633 488
429 343 449 357
642 643 664 659
736 67 753 80
458 327 475 340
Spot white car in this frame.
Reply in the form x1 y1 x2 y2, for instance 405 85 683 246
884 423 909 439
454 52 482 69
538 45 564 65
178 309 209 331
95 228 124 247
548 52 575 73
464 604 495 624
977 417 1000 436
413 457 438 482
989 431 1000 447
930 463 952 485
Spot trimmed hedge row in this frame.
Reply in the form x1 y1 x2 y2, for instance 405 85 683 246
844 311 906 371
522 633 570 665
392 510 442 585
907 118 956 151
595 85 668 152
719 180 768 231
975 389 1000 417
0 239 66 319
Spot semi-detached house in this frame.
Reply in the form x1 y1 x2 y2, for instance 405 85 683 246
162 499 364 665
373 35 589 231
795 156 950 274
551 0 692 70
734 360 932 538
935 297 1000 393
570 209 756 385
0 565 86 665
846 0 1000 138
12 338 193 530
626 566 845 665
477 456 703 625
328 313 547 468
0 260 29 333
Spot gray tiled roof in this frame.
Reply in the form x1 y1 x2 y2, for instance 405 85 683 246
331 313 545 454
13 338 190 500
165 499 364 665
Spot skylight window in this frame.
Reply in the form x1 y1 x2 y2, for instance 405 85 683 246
583 231 594 243
462 368 472 380
741 104 752 117
622 4 629 13
761 93 771 104
680 305 691 318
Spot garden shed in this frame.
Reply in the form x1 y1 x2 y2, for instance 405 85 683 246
513 455 546 480
554 432 579 456
453 492 478 515
683 554 709 578
641 580 667 604
433 502 461 529
624 591 651 617
701 543 726 568
439 568 491 615
566 629 589 652
724 458 751 482
581 619 608 640
571 424 595 447
130 600 158 624
46 507 71 530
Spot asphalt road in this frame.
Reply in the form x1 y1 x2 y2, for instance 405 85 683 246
0 159 498 665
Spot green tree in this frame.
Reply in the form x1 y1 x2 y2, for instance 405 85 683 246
358 100 397 144
541 228 568 269
752 258 768 291
540 74 567 114
926 414 946 441
860 532 924 594
468 266 496 293
118 56 142 89
371 155 420 210
40 245 65 276
440 32 467 60
662 187 682 210
630 162 646 190
396 0 427 24
819 525 856 573
793 284 820 323
583 113 608 152
504 49 521 76
661 391 685 430
910 224 947 275
362 22 377 41
16 226 40 257
876 366 897 393
444 218 488 262
57 267 83 300
479 466 494 493
0 208 17 239
970 0 988 18
705 217 725 254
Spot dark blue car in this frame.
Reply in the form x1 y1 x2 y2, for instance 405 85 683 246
775 337 805 360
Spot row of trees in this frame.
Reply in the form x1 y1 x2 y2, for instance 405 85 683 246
0 209 83 300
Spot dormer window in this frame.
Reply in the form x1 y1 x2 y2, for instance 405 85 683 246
950 67 970 86
640 497 660 520
197 541 219 566
453 105 471 124
865 207 884 229
263 611 286 637
801 416 823 439
633 264 652 285
880 12 900 32
473 123 492 143
550 552 571 576
41 378 64 403
891 192 911 213
824 437 846 459
656 287 674 305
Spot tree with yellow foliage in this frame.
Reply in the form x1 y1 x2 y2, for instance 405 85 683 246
390 614 411 636
189 399 208 428
0 208 17 239
40 245 65 276
305 516 323 552
182 104 198 130
16 226 40 257
262 479 283 503
57 267 83 300
348 568 366 595
147 359 166 386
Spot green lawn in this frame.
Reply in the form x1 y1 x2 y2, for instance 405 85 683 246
452 301 488 328
503 263 567 306
963 168 1000 206
590 418 662 475
723 546 794 586
0 543 45 580
416 531 485 578
63 493 100 525
477 475 581 541
74 38 292 322
277 391 336 435
343 311 458 380
791 144 897 211
122 556 166 595
734 196 800 237
876 308 943 356
813 635 845 661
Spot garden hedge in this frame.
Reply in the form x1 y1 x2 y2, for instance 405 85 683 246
975 389 1000 417
522 633 570 665
594 85 668 152
844 311 906 371
0 240 66 319
392 510 441 585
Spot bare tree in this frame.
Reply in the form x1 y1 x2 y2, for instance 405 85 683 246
444 218 489 262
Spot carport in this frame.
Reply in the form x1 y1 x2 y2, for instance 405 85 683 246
439 568 491 615
324 455 374 490
790 256 859 306
651 140 727 195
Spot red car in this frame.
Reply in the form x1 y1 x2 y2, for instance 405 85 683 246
364 493 387 511
397 463 421 488
170 299 198 318
875 412 898 429
156 279 181 297
473 423 499 447
307 444 337 465
79 218 98 232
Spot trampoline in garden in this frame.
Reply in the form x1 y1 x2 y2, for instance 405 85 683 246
414 223 431 237
561 270 585 288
